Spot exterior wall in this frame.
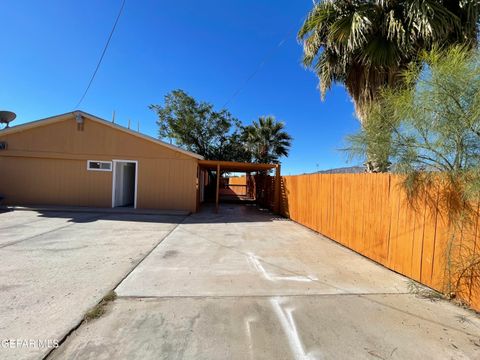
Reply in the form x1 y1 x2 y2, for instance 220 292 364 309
0 114 198 212
0 157 112 207
137 158 197 211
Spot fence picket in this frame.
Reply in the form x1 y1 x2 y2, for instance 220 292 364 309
280 173 480 310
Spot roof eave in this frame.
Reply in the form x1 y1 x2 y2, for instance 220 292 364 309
0 111 204 160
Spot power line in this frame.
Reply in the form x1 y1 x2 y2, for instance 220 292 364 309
221 18 305 109
74 0 127 109
221 37 291 109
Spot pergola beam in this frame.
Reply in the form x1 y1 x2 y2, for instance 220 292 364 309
199 160 276 172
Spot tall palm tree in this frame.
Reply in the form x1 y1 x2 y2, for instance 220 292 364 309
298 0 479 123
243 116 292 164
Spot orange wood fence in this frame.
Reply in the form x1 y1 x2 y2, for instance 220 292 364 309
281 173 480 310
225 177 248 196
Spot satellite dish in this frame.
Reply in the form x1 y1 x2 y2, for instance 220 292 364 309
0 111 16 128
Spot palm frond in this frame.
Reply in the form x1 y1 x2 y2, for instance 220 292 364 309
298 0 479 123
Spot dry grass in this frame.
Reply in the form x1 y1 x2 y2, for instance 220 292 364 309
407 280 444 301
84 290 117 321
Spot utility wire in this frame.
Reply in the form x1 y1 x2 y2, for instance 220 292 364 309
221 18 305 109
74 0 127 109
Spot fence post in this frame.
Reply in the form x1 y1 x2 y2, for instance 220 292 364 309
274 164 281 214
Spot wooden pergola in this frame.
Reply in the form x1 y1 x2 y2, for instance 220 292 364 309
198 160 281 213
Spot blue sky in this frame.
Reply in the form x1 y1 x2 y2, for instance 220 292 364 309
0 0 360 175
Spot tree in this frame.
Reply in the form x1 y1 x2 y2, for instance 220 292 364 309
150 90 248 161
298 0 479 123
210 131 252 163
347 47 480 298
243 116 292 164
348 47 480 190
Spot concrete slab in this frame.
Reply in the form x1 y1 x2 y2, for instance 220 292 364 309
116 206 408 297
49 204 480 359
0 210 184 360
7 205 480 359
0 210 101 247
50 295 480 360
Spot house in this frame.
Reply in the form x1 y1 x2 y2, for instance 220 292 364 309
0 111 203 212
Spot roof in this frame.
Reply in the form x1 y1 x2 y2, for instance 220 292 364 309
199 160 278 172
0 111 204 160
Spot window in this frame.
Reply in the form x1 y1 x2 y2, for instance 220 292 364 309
87 160 112 172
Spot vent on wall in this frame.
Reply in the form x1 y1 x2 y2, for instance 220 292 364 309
75 112 84 131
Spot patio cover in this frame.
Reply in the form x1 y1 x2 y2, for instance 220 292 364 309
198 160 281 213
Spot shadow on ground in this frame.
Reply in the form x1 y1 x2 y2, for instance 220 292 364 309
4 203 284 224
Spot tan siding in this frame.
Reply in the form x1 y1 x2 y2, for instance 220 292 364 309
0 157 111 207
136 158 197 212
0 114 198 211
1 116 192 160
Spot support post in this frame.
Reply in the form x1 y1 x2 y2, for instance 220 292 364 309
274 164 281 214
195 166 200 213
215 164 220 213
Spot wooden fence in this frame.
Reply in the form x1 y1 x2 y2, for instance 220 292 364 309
222 176 274 206
224 177 248 196
280 173 480 310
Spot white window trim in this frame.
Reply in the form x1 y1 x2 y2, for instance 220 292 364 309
111 159 138 209
87 160 112 172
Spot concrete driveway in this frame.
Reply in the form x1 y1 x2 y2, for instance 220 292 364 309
47 205 480 360
0 209 186 360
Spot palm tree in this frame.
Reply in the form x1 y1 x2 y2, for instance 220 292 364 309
298 0 479 124
243 116 292 164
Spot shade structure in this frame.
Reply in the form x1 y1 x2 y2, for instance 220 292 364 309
198 160 281 213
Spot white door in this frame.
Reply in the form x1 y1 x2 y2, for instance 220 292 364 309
112 160 138 208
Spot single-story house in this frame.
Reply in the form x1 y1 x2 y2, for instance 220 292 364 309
0 111 203 212
0 111 282 213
